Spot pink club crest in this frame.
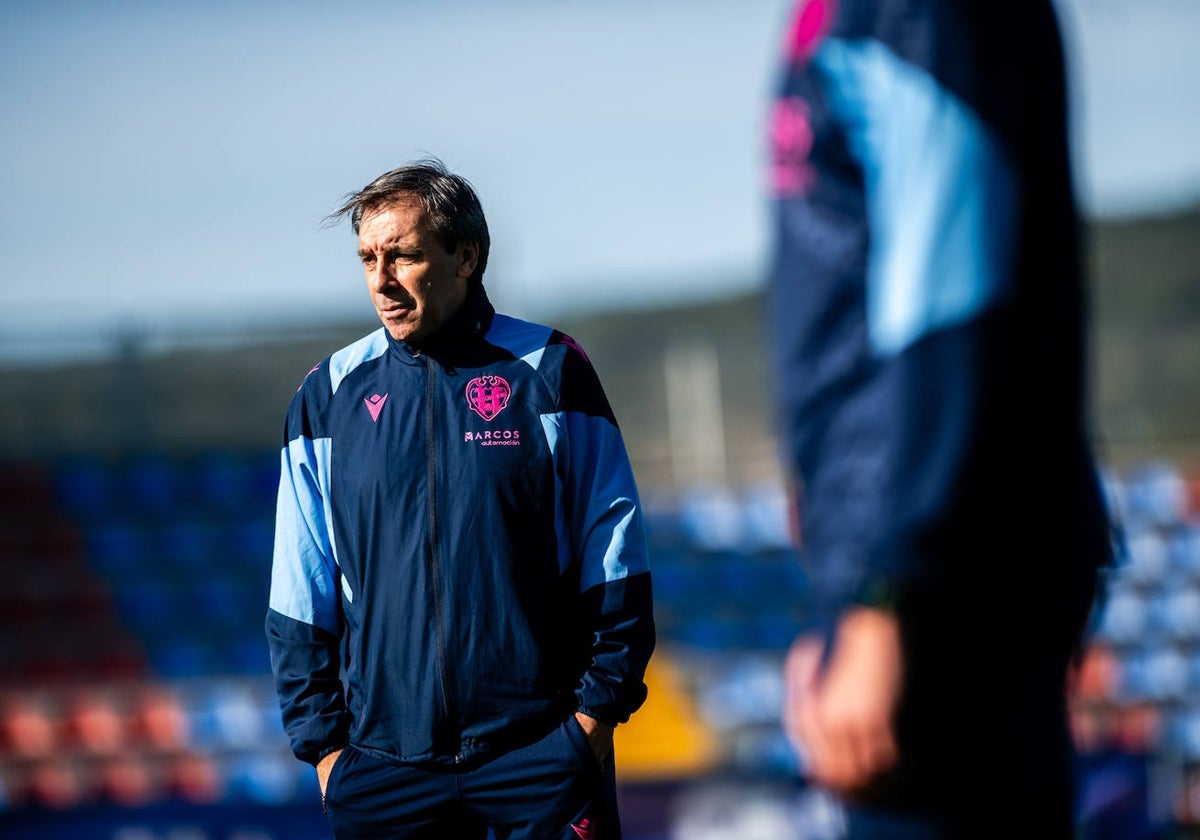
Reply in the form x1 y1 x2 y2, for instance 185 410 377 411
465 375 511 422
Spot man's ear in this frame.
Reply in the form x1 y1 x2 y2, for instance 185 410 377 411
457 242 479 280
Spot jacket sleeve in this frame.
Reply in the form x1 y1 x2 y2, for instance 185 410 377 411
265 382 349 765
557 345 656 726
770 6 1049 624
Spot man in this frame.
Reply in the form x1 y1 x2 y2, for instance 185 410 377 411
767 1 1111 836
266 160 654 839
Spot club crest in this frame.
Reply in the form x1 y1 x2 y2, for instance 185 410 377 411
465 375 511 422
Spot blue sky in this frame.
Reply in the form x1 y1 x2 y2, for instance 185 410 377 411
2 0 1198 360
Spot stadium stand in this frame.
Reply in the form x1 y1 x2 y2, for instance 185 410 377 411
1 454 1198 838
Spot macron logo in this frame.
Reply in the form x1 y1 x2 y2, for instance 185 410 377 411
364 393 388 423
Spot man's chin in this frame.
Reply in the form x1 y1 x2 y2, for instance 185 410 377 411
380 314 422 342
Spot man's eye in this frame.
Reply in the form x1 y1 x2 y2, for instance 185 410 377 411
361 255 376 266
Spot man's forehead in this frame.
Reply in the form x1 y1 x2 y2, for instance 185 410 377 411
358 197 430 244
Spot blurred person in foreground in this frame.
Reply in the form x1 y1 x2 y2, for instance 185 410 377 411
265 159 654 839
767 1 1112 836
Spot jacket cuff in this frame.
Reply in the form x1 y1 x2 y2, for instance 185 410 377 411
848 574 901 612
574 705 621 728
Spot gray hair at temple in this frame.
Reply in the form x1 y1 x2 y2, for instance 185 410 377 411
328 158 491 284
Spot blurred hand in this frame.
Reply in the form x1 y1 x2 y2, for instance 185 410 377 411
317 748 343 796
574 711 614 764
784 608 902 795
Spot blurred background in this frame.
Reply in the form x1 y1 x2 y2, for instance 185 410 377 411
2 1 1199 837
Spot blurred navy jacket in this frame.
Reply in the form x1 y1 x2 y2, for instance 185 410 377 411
767 0 1112 629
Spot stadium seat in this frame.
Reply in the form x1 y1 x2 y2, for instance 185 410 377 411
113 579 179 634
1124 530 1171 587
224 751 301 805
1141 648 1189 703
195 452 257 512
53 458 118 521
96 754 158 807
1095 586 1148 647
125 457 183 517
86 521 153 580
147 635 217 680
731 728 799 775
159 518 222 571
67 689 129 757
133 686 191 751
228 515 275 567
166 752 224 804
1165 587 1200 641
1124 463 1188 529
0 695 59 760
24 759 91 810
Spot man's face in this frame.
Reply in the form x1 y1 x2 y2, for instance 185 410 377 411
357 198 477 343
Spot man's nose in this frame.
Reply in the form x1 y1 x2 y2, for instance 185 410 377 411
368 260 393 293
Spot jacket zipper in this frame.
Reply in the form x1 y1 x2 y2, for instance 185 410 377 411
421 354 456 737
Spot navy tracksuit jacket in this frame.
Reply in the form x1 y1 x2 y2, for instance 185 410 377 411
266 284 654 771
768 0 1112 626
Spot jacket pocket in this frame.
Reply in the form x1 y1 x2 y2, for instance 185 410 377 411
562 716 601 770
322 745 356 811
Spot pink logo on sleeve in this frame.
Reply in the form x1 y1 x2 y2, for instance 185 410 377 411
570 818 594 840
785 0 834 63
364 393 388 423
559 333 590 363
466 375 511 421
770 97 817 197
297 362 321 392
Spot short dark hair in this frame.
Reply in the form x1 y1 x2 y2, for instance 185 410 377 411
327 158 490 284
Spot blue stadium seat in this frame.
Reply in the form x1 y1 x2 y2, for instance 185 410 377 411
113 579 180 633
55 458 118 520
125 457 183 517
1124 530 1171 587
1173 710 1200 761
731 728 800 775
676 613 759 651
1171 526 1200 578
694 656 785 730
86 521 153 579
159 518 222 571
148 634 217 679
229 516 275 567
1141 648 1189 703
224 752 301 805
1165 587 1200 642
186 575 245 626
224 638 272 676
195 452 257 512
1096 587 1148 647
751 611 805 652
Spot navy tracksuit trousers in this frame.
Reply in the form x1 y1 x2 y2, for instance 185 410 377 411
322 716 619 839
